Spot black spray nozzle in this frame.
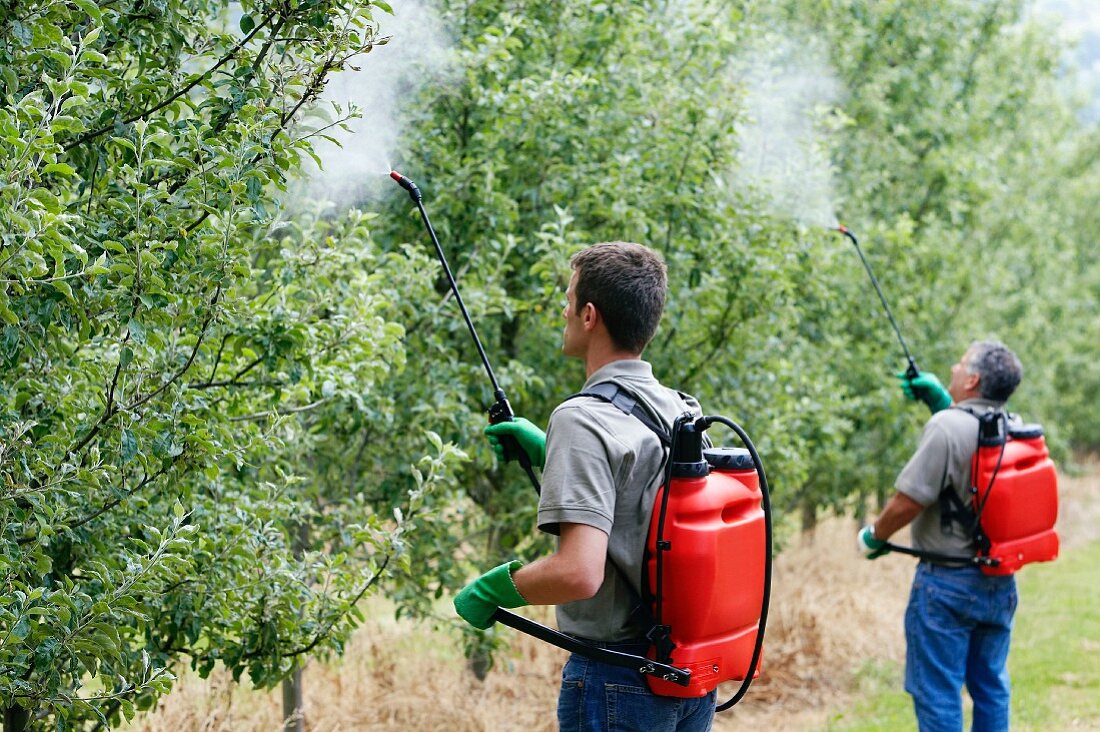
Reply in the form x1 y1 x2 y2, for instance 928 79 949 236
835 225 920 379
390 170 422 203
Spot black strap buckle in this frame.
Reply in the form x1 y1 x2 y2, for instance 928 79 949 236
646 624 676 664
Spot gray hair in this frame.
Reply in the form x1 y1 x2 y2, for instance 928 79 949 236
966 340 1023 402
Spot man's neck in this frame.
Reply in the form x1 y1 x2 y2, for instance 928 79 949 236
585 347 642 379
952 388 982 404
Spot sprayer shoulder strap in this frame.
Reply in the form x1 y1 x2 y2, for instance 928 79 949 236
564 381 675 448
943 406 1010 524
930 407 981 536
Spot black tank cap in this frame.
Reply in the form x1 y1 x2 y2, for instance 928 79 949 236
671 419 708 477
704 447 754 471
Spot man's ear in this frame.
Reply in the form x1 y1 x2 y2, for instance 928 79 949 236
582 302 599 331
967 372 981 392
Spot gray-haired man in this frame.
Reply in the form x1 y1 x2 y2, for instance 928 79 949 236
858 341 1025 732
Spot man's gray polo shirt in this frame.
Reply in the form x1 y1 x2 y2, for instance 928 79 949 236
896 397 1013 561
538 359 701 641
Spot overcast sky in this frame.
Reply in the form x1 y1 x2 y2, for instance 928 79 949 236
1032 0 1100 121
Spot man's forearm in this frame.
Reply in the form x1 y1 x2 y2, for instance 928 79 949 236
512 523 607 605
872 491 926 541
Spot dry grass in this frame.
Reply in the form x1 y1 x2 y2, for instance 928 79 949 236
124 464 1099 732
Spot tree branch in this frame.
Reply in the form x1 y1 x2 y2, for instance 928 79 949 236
229 398 328 422
63 10 278 151
18 460 178 545
124 284 222 411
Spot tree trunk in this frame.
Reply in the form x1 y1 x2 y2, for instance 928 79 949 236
467 650 492 681
800 495 818 534
281 521 310 732
3 706 29 732
281 664 304 732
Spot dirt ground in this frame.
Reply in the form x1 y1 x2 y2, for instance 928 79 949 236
125 461 1100 731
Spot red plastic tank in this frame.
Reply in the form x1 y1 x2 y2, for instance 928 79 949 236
974 429 1059 576
644 448 766 697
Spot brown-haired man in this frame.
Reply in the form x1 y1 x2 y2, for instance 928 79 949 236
454 242 717 730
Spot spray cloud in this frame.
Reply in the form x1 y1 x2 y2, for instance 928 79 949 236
293 0 454 208
730 31 843 228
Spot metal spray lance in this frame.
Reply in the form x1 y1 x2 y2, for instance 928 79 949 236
835 225 920 379
389 170 539 489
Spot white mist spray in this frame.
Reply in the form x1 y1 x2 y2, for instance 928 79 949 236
293 0 455 208
729 31 843 229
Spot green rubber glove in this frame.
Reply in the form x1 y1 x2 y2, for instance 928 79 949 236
484 418 546 469
454 560 529 630
857 525 890 560
897 370 952 414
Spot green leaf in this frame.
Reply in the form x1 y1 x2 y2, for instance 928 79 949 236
29 188 62 213
10 618 30 642
121 429 138 463
239 14 256 34
127 318 146 345
42 162 76 176
71 0 102 22
51 280 74 301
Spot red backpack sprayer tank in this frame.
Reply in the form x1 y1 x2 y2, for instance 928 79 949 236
391 170 772 708
835 224 1058 575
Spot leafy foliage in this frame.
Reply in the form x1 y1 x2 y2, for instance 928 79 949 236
0 0 468 728
375 0 1100 563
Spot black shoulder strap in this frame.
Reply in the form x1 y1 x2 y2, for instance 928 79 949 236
564 381 674 448
884 405 995 567
934 405 1010 553
938 480 977 534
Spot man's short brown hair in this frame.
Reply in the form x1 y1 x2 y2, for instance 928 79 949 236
570 242 667 354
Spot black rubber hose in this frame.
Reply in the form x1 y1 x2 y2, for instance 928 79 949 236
701 415 773 711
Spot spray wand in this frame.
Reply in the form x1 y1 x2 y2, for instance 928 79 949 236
390 170 539 489
836 225 919 380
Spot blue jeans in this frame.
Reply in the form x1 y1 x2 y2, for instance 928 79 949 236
904 562 1018 732
557 640 716 732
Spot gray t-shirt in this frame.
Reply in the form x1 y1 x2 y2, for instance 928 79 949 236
538 359 702 641
895 397 1013 562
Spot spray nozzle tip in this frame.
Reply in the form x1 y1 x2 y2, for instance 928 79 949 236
835 224 849 233
389 169 422 201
